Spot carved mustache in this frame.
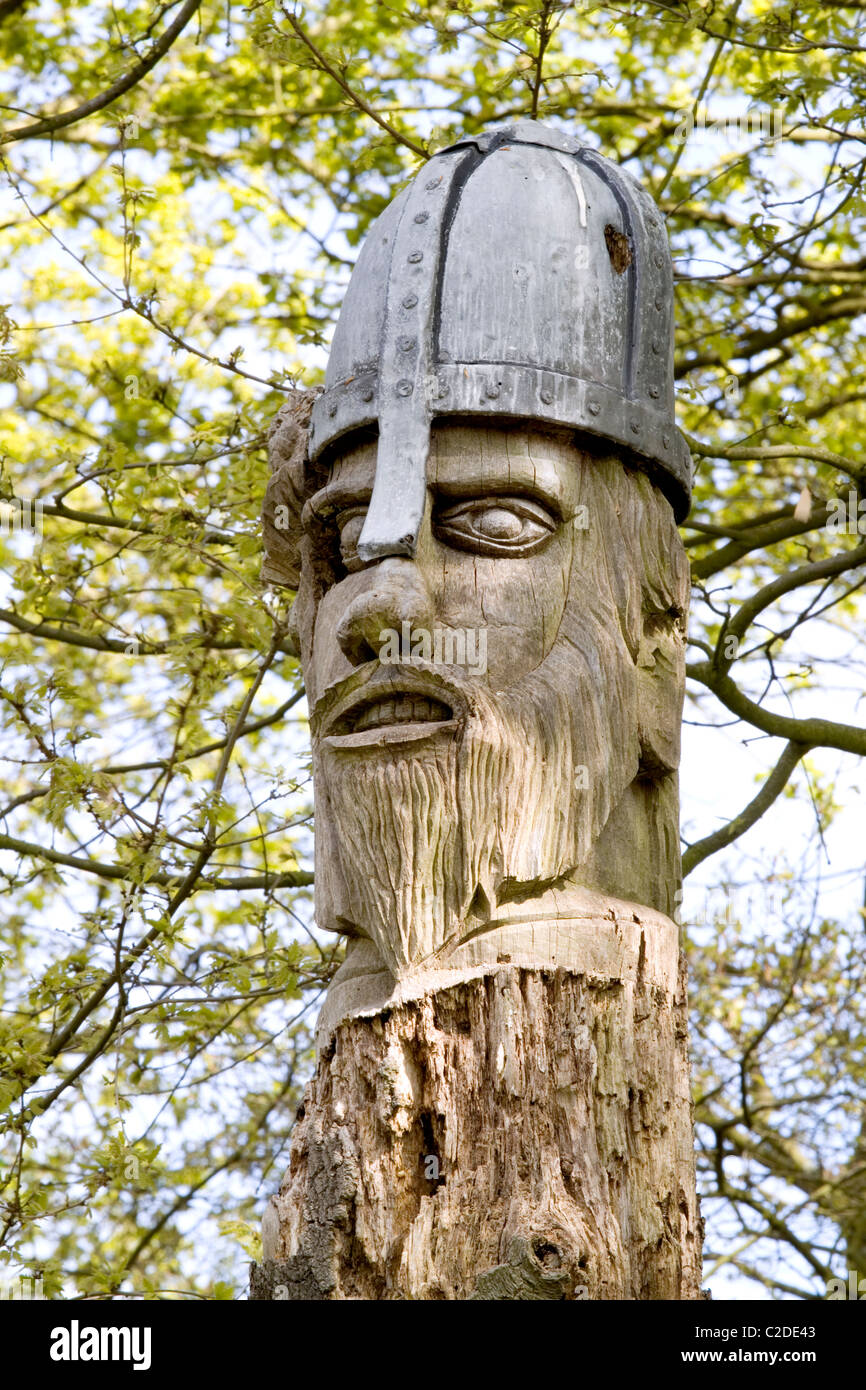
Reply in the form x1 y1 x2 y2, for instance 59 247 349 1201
311 660 473 740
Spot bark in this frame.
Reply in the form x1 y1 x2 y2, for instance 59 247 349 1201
251 958 703 1300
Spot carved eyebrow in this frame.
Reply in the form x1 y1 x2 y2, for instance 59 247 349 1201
306 468 566 525
429 456 568 517
431 479 565 521
305 482 373 524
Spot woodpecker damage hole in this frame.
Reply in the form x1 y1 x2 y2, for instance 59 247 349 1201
419 1111 446 1189
604 224 633 274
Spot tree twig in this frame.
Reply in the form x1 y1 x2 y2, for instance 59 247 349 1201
0 0 204 146
279 6 430 160
682 739 809 876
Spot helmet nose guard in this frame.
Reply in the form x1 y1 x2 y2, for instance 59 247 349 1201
308 120 692 561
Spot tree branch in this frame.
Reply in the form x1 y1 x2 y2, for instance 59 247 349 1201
685 435 863 484
682 740 809 876
0 0 204 146
677 296 866 377
688 503 837 580
717 537 866 667
0 830 312 892
0 607 293 655
686 661 866 755
279 7 430 160
6 628 308 1113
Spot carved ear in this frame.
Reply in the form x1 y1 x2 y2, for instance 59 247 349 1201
260 389 317 589
636 610 685 778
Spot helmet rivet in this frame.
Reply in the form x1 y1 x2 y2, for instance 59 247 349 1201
654 253 664 268
540 388 553 404
588 400 600 416
414 211 430 224
402 293 418 309
397 335 416 352
649 385 660 398
396 379 413 396
630 421 640 434
408 250 423 263
662 434 671 449
651 339 661 354
328 402 338 418
361 387 374 403
425 177 442 190
486 383 500 399
654 296 664 311
436 377 448 399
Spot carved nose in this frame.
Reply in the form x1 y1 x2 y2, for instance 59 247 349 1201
336 558 434 667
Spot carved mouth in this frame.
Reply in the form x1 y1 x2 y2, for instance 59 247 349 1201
347 695 453 734
315 665 465 749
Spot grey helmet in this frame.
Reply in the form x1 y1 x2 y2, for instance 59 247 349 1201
308 119 692 562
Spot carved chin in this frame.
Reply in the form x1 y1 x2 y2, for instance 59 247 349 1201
314 655 634 978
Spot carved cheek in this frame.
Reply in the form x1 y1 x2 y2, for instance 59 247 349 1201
426 526 574 689
308 572 371 695
637 627 686 776
290 553 324 704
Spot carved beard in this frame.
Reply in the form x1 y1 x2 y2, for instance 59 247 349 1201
315 599 640 979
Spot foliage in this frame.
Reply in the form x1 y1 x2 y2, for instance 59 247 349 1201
0 0 864 1298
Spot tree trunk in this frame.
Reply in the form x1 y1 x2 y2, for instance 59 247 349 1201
251 944 703 1300
254 134 703 1301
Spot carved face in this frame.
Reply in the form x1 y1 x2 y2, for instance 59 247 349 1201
305 427 576 702
283 422 688 977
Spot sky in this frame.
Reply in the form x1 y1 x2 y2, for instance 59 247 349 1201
1 14 864 1298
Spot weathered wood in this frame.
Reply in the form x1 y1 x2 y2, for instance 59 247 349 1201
252 954 702 1300
255 120 703 1300
253 419 702 1300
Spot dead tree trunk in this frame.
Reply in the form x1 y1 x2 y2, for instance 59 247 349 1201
251 938 702 1299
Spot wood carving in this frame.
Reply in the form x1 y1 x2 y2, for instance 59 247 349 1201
251 120 703 1300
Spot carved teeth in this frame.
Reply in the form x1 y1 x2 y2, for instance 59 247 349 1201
352 696 451 732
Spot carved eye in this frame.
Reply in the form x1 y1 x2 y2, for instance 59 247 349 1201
434 497 557 556
336 507 369 573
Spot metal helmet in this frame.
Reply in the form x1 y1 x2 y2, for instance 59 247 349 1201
308 119 692 562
